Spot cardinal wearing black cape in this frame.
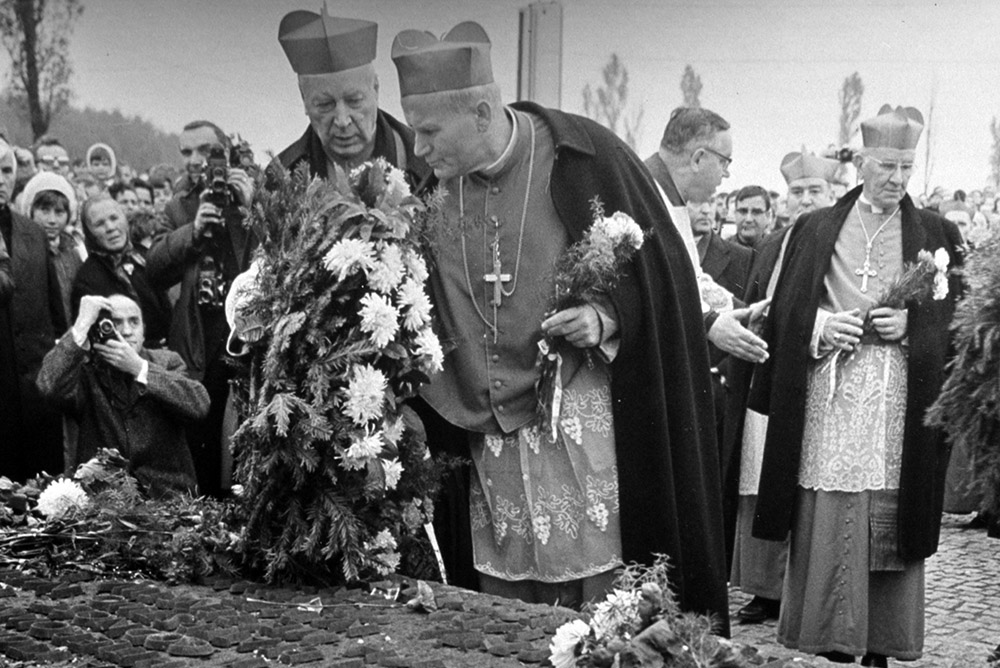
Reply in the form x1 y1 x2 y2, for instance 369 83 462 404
393 21 728 632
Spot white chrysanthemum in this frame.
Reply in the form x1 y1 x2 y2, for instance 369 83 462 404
383 417 405 446
383 166 411 206
549 619 590 668
397 279 433 331
370 528 397 551
403 248 429 284
359 292 401 348
344 363 387 426
599 211 644 250
369 243 406 294
591 589 641 641
933 247 950 272
374 550 401 575
414 327 444 373
323 238 376 282
381 458 404 490
36 479 89 519
343 429 384 469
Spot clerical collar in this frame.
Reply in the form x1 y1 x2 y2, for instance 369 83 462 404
858 194 893 215
476 107 519 180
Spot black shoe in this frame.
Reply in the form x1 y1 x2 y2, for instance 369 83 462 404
736 596 780 624
861 652 888 667
817 650 856 663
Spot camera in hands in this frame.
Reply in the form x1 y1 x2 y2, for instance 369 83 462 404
203 143 232 209
88 309 118 346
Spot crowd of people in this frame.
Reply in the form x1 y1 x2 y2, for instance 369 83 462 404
0 7 991 667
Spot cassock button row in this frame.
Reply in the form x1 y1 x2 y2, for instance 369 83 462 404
494 380 502 388
491 186 500 194
492 354 499 362
490 215 499 224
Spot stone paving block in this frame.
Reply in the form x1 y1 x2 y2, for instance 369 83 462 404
208 626 252 648
440 630 484 650
7 612 41 631
227 657 269 668
517 647 550 663
123 627 158 647
236 634 280 654
301 629 339 645
279 645 325 664
105 618 142 639
166 635 216 657
49 581 85 599
27 619 68 640
328 659 364 668
4 639 47 662
347 623 383 638
280 624 313 642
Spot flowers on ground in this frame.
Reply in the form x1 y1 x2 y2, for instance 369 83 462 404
36 479 88 519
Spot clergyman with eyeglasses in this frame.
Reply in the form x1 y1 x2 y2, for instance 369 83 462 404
746 104 964 665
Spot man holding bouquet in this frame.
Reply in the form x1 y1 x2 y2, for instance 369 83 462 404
749 105 963 665
392 22 728 630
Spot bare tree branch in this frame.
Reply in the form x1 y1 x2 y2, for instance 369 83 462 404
580 53 643 151
0 0 83 139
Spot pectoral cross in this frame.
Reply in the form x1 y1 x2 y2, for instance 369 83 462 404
855 248 877 293
483 242 512 307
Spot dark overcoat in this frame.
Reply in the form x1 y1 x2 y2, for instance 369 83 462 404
421 102 729 630
749 185 964 561
0 207 65 480
146 184 256 380
37 333 208 497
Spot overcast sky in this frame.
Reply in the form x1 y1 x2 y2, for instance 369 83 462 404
11 0 1000 194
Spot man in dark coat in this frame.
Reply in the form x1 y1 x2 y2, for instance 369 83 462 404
0 137 65 481
643 108 769 366
147 120 256 497
392 22 728 631
720 150 838 625
37 294 207 497
274 7 428 185
748 106 963 663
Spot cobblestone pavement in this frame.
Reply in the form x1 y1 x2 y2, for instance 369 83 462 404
729 513 1000 667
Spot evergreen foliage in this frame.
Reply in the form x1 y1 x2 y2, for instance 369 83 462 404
927 239 1000 516
231 161 445 584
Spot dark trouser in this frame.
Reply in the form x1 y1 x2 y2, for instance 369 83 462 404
187 354 232 498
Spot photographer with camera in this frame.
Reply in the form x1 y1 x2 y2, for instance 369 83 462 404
36 294 207 498
147 120 257 498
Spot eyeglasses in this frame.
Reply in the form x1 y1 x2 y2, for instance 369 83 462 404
700 146 733 170
867 157 914 174
39 157 71 167
736 207 768 217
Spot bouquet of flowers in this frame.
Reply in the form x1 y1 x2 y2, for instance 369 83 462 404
536 198 644 438
548 556 753 668
862 247 950 334
231 159 445 583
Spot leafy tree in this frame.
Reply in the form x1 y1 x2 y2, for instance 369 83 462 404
680 64 702 108
989 116 1000 189
0 0 84 139
582 53 644 151
837 71 864 148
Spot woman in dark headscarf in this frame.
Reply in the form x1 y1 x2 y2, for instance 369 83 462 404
71 195 172 348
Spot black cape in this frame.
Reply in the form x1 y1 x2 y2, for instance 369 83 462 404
419 102 729 631
748 186 963 561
